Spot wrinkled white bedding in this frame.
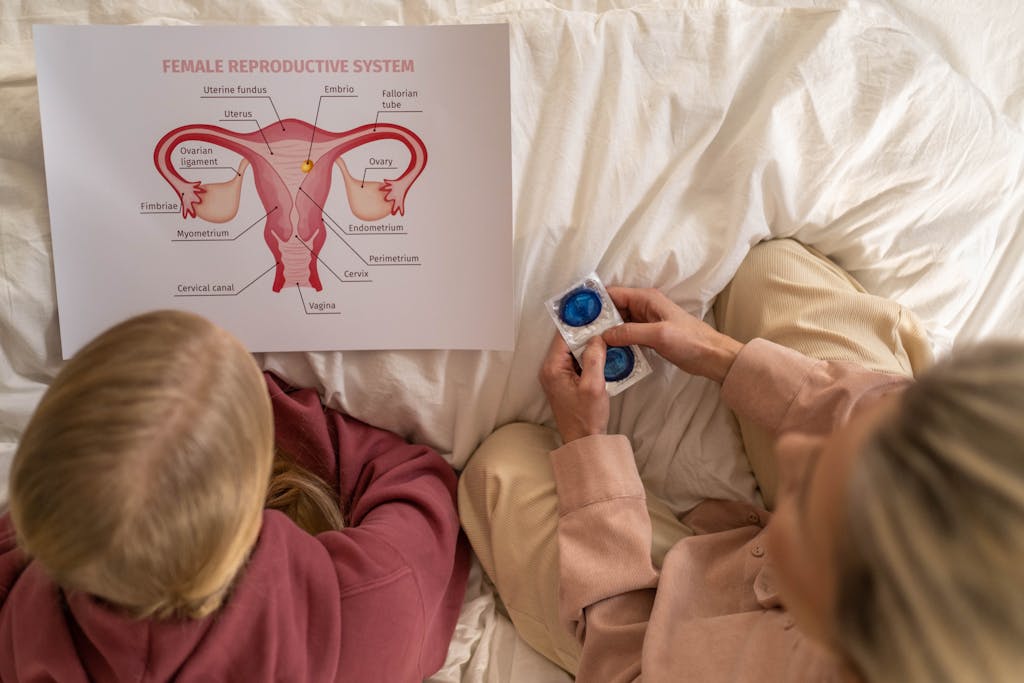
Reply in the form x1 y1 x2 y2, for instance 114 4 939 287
2 1 1022 681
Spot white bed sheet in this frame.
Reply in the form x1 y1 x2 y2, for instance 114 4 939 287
2 2 1023 682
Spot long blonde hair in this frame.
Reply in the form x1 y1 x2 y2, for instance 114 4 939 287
9 310 274 619
835 341 1024 681
266 454 345 535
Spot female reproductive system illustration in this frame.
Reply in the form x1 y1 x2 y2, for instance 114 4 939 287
153 119 426 292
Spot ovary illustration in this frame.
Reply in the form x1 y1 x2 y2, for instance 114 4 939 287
153 118 427 292
193 158 250 223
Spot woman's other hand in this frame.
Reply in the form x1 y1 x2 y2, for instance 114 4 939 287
602 286 744 384
539 334 610 443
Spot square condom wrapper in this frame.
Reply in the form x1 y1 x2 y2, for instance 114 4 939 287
546 272 652 396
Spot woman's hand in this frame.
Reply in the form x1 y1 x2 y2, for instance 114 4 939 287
601 286 744 384
539 333 610 443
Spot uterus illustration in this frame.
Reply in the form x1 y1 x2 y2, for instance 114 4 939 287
153 118 426 291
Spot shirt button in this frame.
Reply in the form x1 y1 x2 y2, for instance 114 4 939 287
751 545 765 558
747 512 761 525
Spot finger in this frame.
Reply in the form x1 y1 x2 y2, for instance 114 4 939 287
606 287 668 324
605 286 635 322
602 321 663 350
605 286 636 312
578 337 607 391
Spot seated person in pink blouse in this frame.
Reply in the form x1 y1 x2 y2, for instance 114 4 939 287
460 239 1024 682
0 310 469 682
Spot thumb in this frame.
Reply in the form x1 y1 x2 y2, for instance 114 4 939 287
579 336 607 386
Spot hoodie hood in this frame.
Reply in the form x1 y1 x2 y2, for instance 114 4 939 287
0 512 341 682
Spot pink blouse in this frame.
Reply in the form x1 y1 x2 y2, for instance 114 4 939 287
552 339 908 682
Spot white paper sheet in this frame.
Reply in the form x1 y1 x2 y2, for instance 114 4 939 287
34 24 513 356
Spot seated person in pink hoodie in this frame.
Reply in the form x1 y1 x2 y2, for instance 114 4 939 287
461 239 1024 682
0 310 469 682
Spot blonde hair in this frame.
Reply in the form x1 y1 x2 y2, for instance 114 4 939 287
266 455 345 535
835 341 1024 681
9 310 274 619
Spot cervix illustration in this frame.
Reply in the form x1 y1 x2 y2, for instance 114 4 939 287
154 119 426 292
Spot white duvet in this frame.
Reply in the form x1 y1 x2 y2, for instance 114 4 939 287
2 1 1023 681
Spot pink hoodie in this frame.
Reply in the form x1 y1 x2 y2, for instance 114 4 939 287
0 372 470 682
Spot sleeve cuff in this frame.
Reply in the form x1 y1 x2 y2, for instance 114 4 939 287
721 338 817 432
549 434 644 515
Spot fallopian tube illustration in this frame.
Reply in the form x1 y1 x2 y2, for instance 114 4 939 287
153 118 427 291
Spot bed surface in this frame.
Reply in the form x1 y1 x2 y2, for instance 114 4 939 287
2 2 1022 681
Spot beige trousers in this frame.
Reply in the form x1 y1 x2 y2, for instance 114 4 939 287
713 239 932 507
458 423 693 674
458 239 933 673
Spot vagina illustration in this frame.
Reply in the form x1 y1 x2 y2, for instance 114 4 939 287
153 119 426 292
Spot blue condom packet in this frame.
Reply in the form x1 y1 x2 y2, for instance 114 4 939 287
545 272 652 396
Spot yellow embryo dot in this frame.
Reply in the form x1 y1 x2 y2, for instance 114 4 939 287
301 159 314 173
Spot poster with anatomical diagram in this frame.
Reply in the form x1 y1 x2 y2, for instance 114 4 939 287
34 24 512 355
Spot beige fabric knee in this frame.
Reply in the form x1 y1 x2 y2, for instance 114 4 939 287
458 422 691 674
713 238 933 508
